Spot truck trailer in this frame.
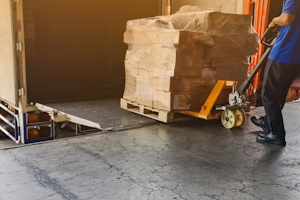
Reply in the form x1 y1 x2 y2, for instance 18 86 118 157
0 0 163 144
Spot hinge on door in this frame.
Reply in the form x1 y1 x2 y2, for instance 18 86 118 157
16 42 23 52
18 88 25 97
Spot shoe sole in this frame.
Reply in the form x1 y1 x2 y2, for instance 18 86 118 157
256 138 286 146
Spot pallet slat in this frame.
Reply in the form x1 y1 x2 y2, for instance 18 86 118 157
120 99 190 123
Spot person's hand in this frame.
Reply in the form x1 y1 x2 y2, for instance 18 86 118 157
269 18 281 32
269 20 276 28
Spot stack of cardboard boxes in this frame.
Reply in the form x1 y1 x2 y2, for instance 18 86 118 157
122 10 259 112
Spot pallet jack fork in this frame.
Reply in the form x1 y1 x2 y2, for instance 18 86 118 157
180 27 278 129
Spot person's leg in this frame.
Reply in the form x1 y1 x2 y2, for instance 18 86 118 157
261 60 286 139
251 60 274 133
261 60 300 139
260 60 276 134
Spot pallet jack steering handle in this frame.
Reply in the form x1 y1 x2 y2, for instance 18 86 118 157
237 26 279 94
261 26 280 48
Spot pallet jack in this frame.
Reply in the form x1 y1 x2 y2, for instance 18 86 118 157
180 27 279 129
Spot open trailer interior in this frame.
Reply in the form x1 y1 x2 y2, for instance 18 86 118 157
23 0 165 133
24 0 162 103
0 0 164 144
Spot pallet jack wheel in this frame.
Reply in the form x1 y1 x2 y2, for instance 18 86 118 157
234 109 246 128
221 110 237 129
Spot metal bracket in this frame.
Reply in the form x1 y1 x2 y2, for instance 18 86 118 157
18 88 25 97
52 114 69 123
215 104 248 111
0 103 20 144
16 42 23 52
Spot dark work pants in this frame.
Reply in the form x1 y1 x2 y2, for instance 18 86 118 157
261 59 300 138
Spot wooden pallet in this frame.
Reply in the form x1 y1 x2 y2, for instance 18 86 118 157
120 98 191 123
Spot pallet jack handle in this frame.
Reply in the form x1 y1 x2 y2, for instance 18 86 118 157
261 26 280 48
237 26 279 94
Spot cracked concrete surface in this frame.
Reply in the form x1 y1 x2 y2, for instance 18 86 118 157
1 103 300 200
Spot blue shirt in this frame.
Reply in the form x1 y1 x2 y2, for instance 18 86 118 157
269 0 300 64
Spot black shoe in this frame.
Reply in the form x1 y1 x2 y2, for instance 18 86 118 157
251 116 270 133
256 132 286 146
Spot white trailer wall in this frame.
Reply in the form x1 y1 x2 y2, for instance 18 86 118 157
0 0 18 106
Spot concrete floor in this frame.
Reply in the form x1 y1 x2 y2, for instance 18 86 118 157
1 103 300 200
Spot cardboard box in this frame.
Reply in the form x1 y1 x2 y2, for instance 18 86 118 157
173 47 203 77
153 77 198 92
171 11 252 35
136 98 153 108
123 83 137 102
123 94 137 102
125 61 139 76
211 58 248 67
125 70 137 85
214 64 249 83
154 91 202 111
123 67 137 102
136 77 153 108
202 68 216 78
204 33 259 59
153 76 214 93
202 60 211 69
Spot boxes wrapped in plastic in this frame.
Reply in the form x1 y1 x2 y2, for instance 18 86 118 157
122 7 258 111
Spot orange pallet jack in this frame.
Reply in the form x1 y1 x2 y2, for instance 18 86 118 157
180 27 278 129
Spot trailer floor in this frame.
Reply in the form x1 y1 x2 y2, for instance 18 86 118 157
1 102 300 200
44 98 158 130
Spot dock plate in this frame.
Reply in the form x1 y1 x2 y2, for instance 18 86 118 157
37 98 158 131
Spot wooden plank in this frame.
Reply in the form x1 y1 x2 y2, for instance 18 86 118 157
120 98 191 123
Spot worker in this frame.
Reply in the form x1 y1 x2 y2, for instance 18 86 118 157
251 0 300 146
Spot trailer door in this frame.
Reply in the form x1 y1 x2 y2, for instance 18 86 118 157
0 0 18 106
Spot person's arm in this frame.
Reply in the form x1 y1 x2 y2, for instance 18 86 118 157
269 14 295 27
269 0 299 27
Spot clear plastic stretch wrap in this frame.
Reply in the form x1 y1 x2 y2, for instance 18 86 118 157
123 6 259 111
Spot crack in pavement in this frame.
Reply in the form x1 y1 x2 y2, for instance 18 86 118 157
73 144 155 191
73 144 192 199
8 151 79 200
